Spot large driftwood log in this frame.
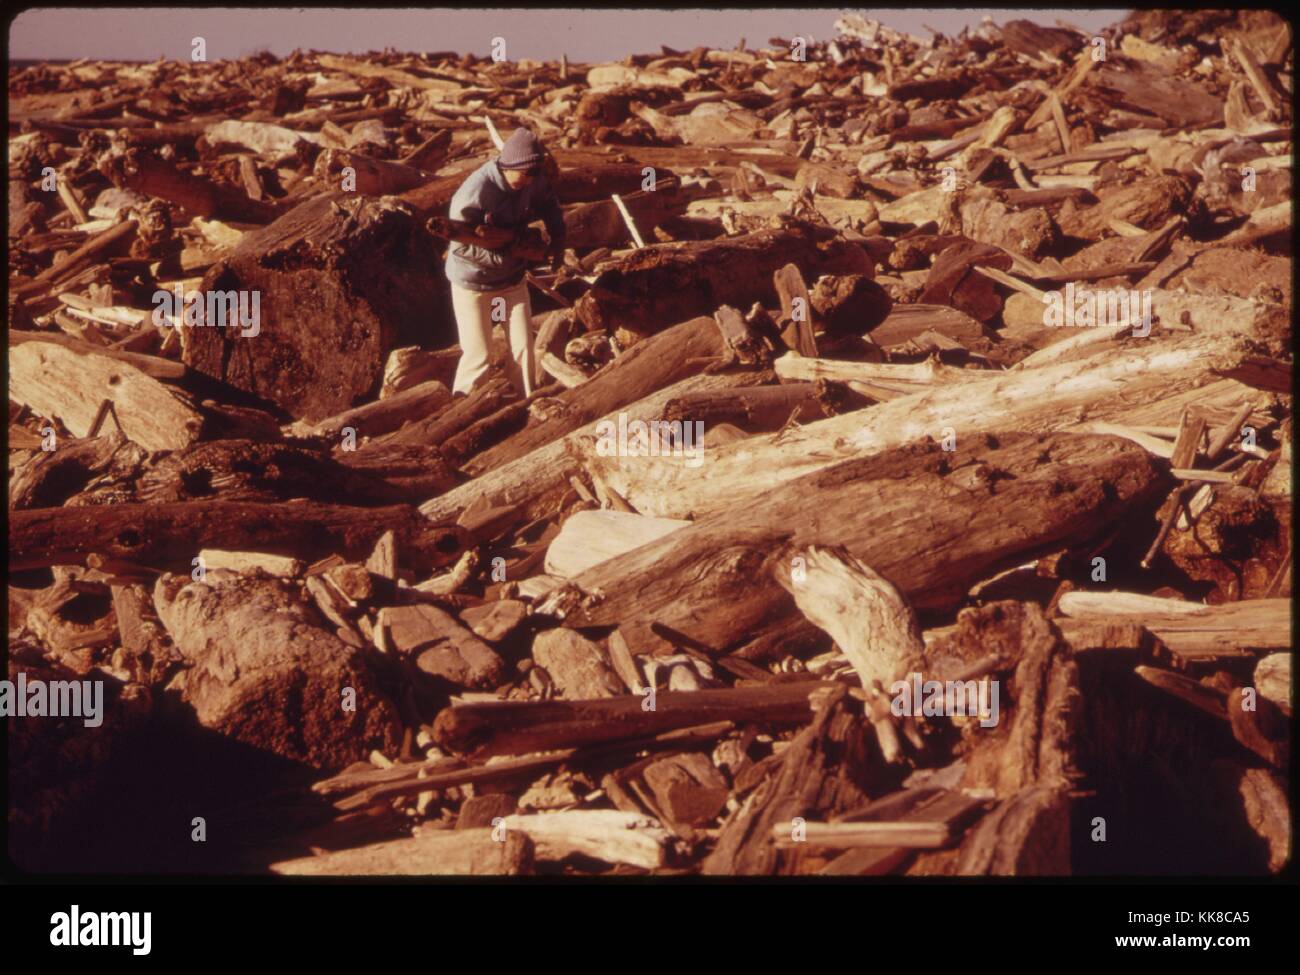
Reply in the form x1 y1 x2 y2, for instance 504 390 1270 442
433 682 835 757
185 193 447 423
556 433 1165 656
584 332 1241 520
11 501 466 571
131 440 417 506
573 223 872 343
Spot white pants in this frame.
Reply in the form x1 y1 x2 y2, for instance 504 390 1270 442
450 280 534 397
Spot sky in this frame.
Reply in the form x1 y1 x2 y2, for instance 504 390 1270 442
9 7 1126 63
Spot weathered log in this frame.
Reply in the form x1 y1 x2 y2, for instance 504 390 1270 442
9 329 186 381
271 827 534 875
10 501 466 572
133 440 417 507
185 192 447 423
100 148 282 224
558 433 1165 656
9 433 138 510
433 681 833 757
292 380 451 440
868 304 985 349
9 341 204 452
418 371 756 525
573 223 872 343
584 332 1238 520
659 381 851 432
463 315 727 476
313 148 435 196
368 375 515 451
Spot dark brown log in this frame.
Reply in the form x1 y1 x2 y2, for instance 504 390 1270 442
99 149 282 224
131 440 419 507
660 381 851 431
573 223 872 343
433 680 835 757
185 192 447 423
919 240 1012 323
10 501 467 572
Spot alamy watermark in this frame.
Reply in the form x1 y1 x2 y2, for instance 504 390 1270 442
50 906 151 955
890 672 1000 728
594 412 705 468
1 672 103 727
1042 284 1153 338
152 285 261 337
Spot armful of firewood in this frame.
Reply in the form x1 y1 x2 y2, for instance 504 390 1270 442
426 216 548 260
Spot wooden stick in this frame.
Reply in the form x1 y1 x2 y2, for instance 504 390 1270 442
13 219 138 298
1234 39 1279 115
774 820 950 849
57 178 89 224
611 192 646 248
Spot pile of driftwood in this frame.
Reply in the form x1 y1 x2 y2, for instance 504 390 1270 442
8 9 1292 875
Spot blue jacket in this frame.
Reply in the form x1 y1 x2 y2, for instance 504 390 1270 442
444 159 565 291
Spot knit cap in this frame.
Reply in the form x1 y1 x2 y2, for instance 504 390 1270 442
498 127 544 171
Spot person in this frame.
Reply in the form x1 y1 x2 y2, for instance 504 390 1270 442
444 127 565 398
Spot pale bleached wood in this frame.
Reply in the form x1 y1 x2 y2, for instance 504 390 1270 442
9 341 203 451
502 809 666 869
270 827 532 875
773 352 966 385
544 509 690 578
198 549 303 576
773 545 923 694
1059 593 1291 656
584 332 1237 520
417 371 755 525
1255 654 1291 715
291 380 451 439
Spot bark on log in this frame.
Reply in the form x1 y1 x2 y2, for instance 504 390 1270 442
573 223 872 343
185 192 447 423
11 501 467 572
